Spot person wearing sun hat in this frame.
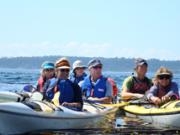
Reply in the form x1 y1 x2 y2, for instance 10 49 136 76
121 58 152 101
69 60 87 84
36 61 55 92
79 59 113 104
147 67 179 105
45 57 83 111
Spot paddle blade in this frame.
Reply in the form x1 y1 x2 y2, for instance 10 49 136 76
52 92 60 106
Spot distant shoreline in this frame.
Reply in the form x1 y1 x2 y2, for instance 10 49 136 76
0 56 180 72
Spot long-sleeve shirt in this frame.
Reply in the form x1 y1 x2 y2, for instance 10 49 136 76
147 81 179 100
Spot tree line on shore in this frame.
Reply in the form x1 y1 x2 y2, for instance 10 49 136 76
0 56 180 72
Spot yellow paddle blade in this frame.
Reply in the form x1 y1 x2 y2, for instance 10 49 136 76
52 91 60 106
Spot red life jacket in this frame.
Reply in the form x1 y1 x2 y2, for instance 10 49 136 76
107 78 118 96
37 76 45 92
130 76 151 94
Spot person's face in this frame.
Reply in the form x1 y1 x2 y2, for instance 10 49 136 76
157 75 171 87
43 69 55 79
56 68 70 79
136 64 147 77
90 64 102 78
75 67 85 77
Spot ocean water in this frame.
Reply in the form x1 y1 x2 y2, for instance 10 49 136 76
0 68 180 134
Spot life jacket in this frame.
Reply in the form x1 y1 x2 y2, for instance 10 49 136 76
46 78 83 111
37 76 46 92
45 78 75 103
130 76 151 94
70 72 87 84
107 78 118 97
57 79 75 104
81 75 107 98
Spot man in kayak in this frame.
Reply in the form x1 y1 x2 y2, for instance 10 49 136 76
80 59 113 104
147 67 179 105
121 58 152 101
69 60 87 84
36 61 55 92
45 57 83 111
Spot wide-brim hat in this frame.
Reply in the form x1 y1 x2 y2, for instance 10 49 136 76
155 67 173 78
73 60 87 71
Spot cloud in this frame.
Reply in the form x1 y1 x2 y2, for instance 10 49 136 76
0 42 178 60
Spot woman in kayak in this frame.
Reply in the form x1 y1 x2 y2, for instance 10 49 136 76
69 60 87 84
45 57 83 111
121 58 152 101
36 61 55 92
147 67 179 105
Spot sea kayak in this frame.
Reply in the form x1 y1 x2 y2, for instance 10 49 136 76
123 100 180 128
0 100 114 135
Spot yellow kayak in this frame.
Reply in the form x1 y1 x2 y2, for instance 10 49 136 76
123 100 180 128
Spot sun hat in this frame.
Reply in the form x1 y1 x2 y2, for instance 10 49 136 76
72 60 87 71
155 67 173 78
88 59 102 69
55 57 70 69
41 61 55 69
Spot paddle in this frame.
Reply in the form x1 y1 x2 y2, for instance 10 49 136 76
102 96 154 108
83 99 107 110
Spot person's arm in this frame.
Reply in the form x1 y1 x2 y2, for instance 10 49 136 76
146 85 161 105
166 82 179 97
45 78 58 100
162 82 179 101
121 77 144 100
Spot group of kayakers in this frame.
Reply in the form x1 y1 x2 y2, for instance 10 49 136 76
31 57 179 110
121 58 179 105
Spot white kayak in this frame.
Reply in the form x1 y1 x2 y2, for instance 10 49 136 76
0 91 32 102
0 97 114 135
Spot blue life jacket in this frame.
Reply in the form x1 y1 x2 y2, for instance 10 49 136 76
57 79 75 103
81 75 107 98
45 78 75 103
69 72 87 84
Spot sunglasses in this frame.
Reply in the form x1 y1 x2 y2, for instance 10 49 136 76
93 66 102 69
59 69 70 72
44 69 54 72
158 75 171 80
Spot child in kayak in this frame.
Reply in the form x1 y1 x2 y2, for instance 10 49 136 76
121 58 152 101
147 67 179 105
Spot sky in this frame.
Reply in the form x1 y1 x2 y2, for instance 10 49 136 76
0 0 179 60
